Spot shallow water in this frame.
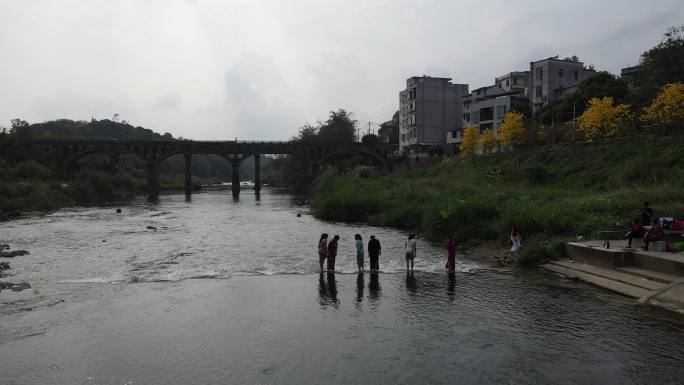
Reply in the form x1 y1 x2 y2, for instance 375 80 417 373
1 190 683 385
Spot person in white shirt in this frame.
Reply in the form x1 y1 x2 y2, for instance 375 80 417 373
405 234 417 273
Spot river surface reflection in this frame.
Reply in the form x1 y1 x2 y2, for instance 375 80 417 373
0 190 683 385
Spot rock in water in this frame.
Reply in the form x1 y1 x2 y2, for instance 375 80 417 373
0 281 31 292
146 226 157 231
0 262 10 270
0 250 30 258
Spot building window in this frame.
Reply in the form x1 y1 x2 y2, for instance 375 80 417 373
559 69 564 78
535 86 542 98
506 79 510 86
496 105 507 118
401 133 406 142
573 70 578 80
537 68 543 80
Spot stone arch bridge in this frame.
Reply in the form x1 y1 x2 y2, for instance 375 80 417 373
36 139 396 200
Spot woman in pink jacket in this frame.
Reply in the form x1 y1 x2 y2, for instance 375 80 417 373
318 233 328 272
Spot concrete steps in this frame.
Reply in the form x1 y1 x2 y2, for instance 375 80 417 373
541 260 661 299
615 266 681 284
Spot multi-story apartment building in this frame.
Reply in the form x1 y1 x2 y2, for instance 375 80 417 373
529 56 593 113
495 71 529 94
401 56 594 153
399 76 468 154
454 73 528 140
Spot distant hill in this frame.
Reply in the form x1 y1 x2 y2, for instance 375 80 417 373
28 119 175 141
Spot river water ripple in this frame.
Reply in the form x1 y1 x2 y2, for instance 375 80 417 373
0 190 683 385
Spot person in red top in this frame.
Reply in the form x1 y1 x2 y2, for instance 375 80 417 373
625 219 645 248
643 219 664 251
327 235 340 271
445 234 457 272
317 233 328 272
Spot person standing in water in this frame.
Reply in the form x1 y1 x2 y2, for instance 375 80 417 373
510 225 522 252
368 235 381 271
445 234 456 272
405 234 417 273
317 233 328 272
327 235 340 271
355 234 365 272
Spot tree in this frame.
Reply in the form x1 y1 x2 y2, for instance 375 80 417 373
478 128 498 154
426 144 444 157
498 111 526 148
361 134 378 144
641 82 684 133
578 97 632 141
459 125 479 157
296 123 319 142
539 71 628 125
637 26 684 102
317 109 358 142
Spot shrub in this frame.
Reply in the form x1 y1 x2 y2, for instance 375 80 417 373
12 160 51 180
514 241 566 268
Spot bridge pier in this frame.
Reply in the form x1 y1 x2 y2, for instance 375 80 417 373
307 162 317 178
254 154 261 195
147 161 160 201
184 154 192 196
231 156 240 199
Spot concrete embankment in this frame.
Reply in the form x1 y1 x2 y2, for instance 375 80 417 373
541 240 684 315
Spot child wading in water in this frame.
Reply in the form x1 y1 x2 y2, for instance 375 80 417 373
405 234 417 273
327 235 340 271
318 233 328 272
355 234 364 272
445 234 456 272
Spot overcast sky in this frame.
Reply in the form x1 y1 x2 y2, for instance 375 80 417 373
1 0 682 140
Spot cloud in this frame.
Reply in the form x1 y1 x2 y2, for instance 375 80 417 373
0 0 683 137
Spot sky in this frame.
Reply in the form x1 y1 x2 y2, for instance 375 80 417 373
1 0 682 140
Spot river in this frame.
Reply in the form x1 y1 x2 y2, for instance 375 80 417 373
1 190 683 385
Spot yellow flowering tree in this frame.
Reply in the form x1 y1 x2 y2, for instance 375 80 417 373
498 111 525 148
479 128 498 154
459 125 479 157
578 97 631 141
641 82 684 133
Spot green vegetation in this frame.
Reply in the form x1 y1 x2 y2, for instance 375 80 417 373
312 138 684 255
261 109 376 190
0 118 255 218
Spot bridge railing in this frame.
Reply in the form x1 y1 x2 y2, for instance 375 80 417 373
34 138 396 148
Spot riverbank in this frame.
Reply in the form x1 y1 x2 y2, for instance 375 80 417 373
312 137 684 255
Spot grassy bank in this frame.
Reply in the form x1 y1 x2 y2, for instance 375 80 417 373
0 161 192 219
312 137 684 253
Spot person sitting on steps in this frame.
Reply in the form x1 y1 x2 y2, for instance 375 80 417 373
625 218 645 248
642 219 664 251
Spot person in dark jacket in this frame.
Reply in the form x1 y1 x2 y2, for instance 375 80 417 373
327 235 340 271
640 202 654 226
367 235 381 271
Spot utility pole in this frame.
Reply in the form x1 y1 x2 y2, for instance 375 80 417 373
368 121 371 136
